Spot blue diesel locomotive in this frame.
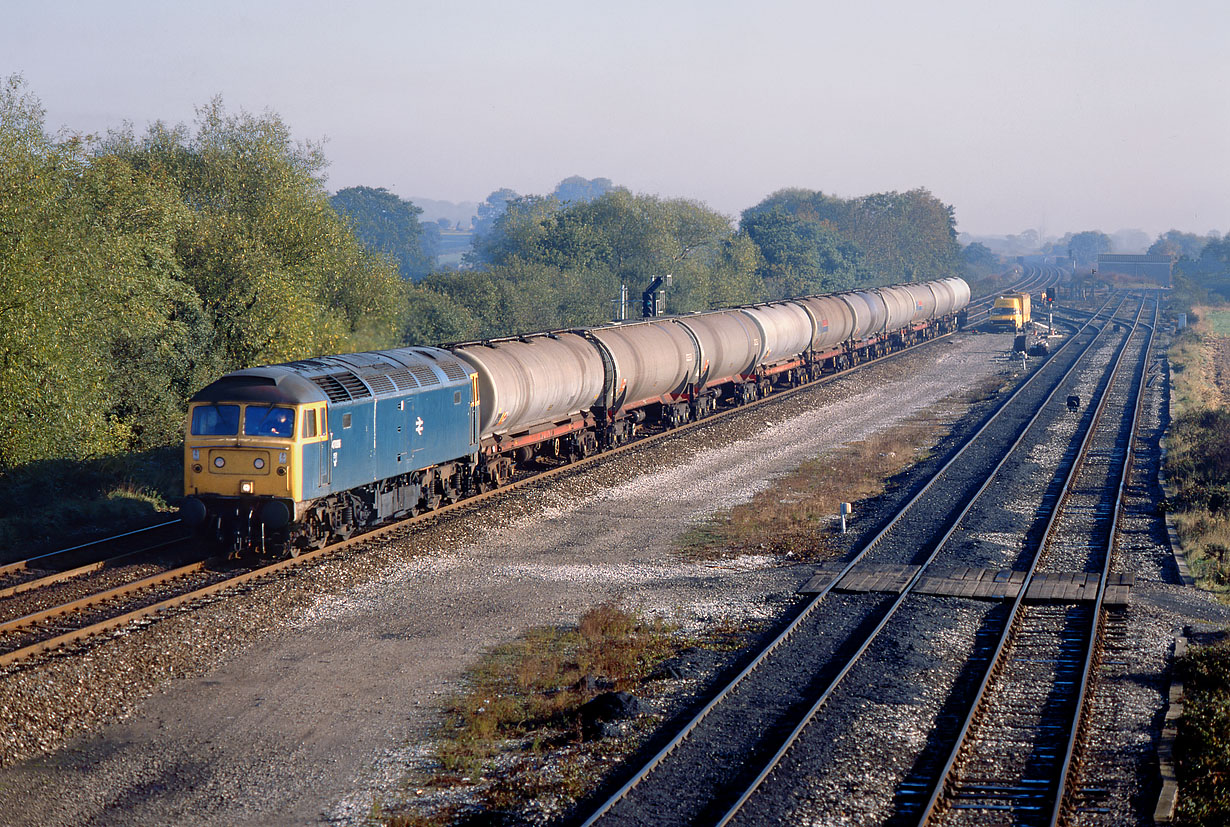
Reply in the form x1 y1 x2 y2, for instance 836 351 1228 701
182 347 480 554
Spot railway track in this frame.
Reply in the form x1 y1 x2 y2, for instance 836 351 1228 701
0 269 1056 672
913 296 1156 826
572 293 1141 826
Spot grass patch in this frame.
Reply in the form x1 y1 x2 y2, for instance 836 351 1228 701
1205 308 1230 336
1166 303 1230 595
383 604 708 826
1176 638 1230 825
677 375 1008 562
0 447 182 561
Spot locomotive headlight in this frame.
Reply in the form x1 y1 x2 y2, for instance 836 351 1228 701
240 480 253 494
214 456 226 468
192 464 203 474
253 457 265 470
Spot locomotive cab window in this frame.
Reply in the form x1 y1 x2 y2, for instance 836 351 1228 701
243 405 295 438
191 404 240 436
302 409 318 438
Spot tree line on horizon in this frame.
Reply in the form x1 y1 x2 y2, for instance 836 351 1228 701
2 78 992 473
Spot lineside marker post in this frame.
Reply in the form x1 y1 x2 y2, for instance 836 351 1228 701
839 501 852 534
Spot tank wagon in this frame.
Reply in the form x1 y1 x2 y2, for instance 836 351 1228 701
182 277 969 554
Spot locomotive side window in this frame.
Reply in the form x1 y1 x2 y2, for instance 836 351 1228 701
191 404 240 436
302 409 318 438
243 405 296 438
342 413 352 429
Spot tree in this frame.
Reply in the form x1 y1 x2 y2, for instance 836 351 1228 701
1149 230 1210 262
471 187 520 239
741 206 869 298
742 188 960 287
330 186 436 280
552 175 618 205
1067 231 1112 268
108 99 404 367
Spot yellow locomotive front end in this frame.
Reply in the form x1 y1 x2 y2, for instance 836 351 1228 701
181 370 331 553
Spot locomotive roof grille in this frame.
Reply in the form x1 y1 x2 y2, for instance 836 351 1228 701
386 368 418 390
362 373 396 394
311 374 350 403
409 365 440 386
310 371 373 403
439 360 469 382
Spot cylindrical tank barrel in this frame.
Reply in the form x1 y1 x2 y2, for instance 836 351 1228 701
842 290 888 339
740 302 814 367
942 277 971 313
795 294 856 351
586 320 699 410
675 310 762 387
899 282 938 324
450 332 604 438
877 285 915 331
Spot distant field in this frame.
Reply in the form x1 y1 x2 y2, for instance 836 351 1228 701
1205 308 1230 335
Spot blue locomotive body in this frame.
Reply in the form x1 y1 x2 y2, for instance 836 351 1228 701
183 346 478 553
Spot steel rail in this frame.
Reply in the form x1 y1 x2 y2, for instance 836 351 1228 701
0 265 1042 590
0 519 184 578
1050 295 1157 825
711 292 1130 827
0 559 216 640
0 539 194 601
579 295 1117 827
913 296 1150 826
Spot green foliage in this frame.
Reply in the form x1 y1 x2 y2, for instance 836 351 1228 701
1177 640 1230 825
465 189 763 326
331 185 436 280
109 101 404 365
1169 408 1230 512
1151 229 1212 262
741 187 961 290
1177 237 1230 302
470 187 520 240
0 77 129 467
0 78 402 473
551 175 618 205
741 205 868 298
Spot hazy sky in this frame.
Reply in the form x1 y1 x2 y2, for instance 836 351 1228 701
5 0 1228 238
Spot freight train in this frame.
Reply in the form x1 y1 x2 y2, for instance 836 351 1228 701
180 277 970 555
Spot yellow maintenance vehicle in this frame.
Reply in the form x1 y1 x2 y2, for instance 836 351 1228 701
989 291 1032 332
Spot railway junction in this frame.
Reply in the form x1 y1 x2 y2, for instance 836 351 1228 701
0 273 1227 826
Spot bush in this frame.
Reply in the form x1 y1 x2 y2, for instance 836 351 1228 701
1178 641 1230 825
